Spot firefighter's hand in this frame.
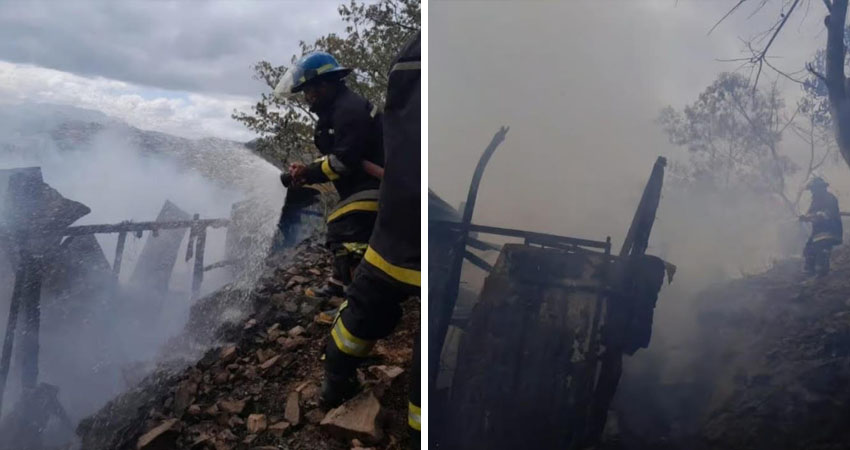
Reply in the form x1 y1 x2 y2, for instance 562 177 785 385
288 163 307 187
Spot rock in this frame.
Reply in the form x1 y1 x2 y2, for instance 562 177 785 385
321 391 384 444
268 421 291 437
368 365 404 383
300 301 318 315
305 408 326 424
283 300 299 313
260 355 281 370
288 325 306 337
218 398 246 415
247 414 268 433
315 311 335 325
173 380 198 416
137 418 179 450
256 348 276 364
204 404 220 416
189 433 211 449
229 415 245 427
220 345 237 363
267 328 282 341
214 370 229 385
219 428 238 442
271 293 288 306
285 391 301 426
296 381 320 401
213 441 232 450
278 337 306 351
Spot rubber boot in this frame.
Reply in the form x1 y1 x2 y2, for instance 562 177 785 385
804 254 817 276
319 372 359 409
817 248 831 277
320 341 362 409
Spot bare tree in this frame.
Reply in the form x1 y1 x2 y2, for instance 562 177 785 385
716 0 850 170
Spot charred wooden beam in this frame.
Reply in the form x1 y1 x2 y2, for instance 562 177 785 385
619 156 666 258
57 218 229 237
130 201 190 294
112 231 127 280
583 156 668 446
431 221 610 250
203 259 236 272
0 260 24 414
18 253 42 391
431 126 509 385
191 215 207 301
463 250 493 272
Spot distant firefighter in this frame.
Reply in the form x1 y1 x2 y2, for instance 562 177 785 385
799 176 843 276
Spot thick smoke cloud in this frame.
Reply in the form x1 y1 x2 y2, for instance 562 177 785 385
431 0 850 443
0 104 283 447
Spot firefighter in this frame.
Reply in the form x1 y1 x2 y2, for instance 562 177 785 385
319 32 421 444
274 51 383 299
799 176 843 276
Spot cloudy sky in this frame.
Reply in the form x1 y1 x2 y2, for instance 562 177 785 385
0 1 346 141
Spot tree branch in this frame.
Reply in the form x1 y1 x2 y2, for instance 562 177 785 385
806 62 828 83
750 0 801 90
709 0 749 35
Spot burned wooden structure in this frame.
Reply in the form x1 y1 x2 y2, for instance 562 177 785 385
0 167 230 420
429 130 673 449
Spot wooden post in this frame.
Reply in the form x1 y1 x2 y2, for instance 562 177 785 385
19 252 43 390
432 126 509 384
0 258 25 416
191 215 206 301
113 231 127 280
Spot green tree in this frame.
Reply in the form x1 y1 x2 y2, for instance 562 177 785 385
234 0 420 169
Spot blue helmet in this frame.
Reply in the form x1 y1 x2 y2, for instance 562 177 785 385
289 52 351 93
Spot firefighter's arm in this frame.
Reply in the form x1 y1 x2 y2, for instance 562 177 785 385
301 108 372 184
362 159 384 179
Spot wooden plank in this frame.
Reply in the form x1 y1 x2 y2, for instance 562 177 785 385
448 244 609 449
191 224 207 301
0 262 24 414
112 231 127 279
129 201 190 293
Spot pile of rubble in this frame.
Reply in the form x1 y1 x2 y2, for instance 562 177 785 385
609 244 850 450
692 244 850 450
77 237 418 450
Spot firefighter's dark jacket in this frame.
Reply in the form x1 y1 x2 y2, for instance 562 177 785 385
302 84 384 244
361 32 421 287
808 190 843 244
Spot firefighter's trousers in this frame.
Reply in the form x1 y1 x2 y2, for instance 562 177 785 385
324 260 421 435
